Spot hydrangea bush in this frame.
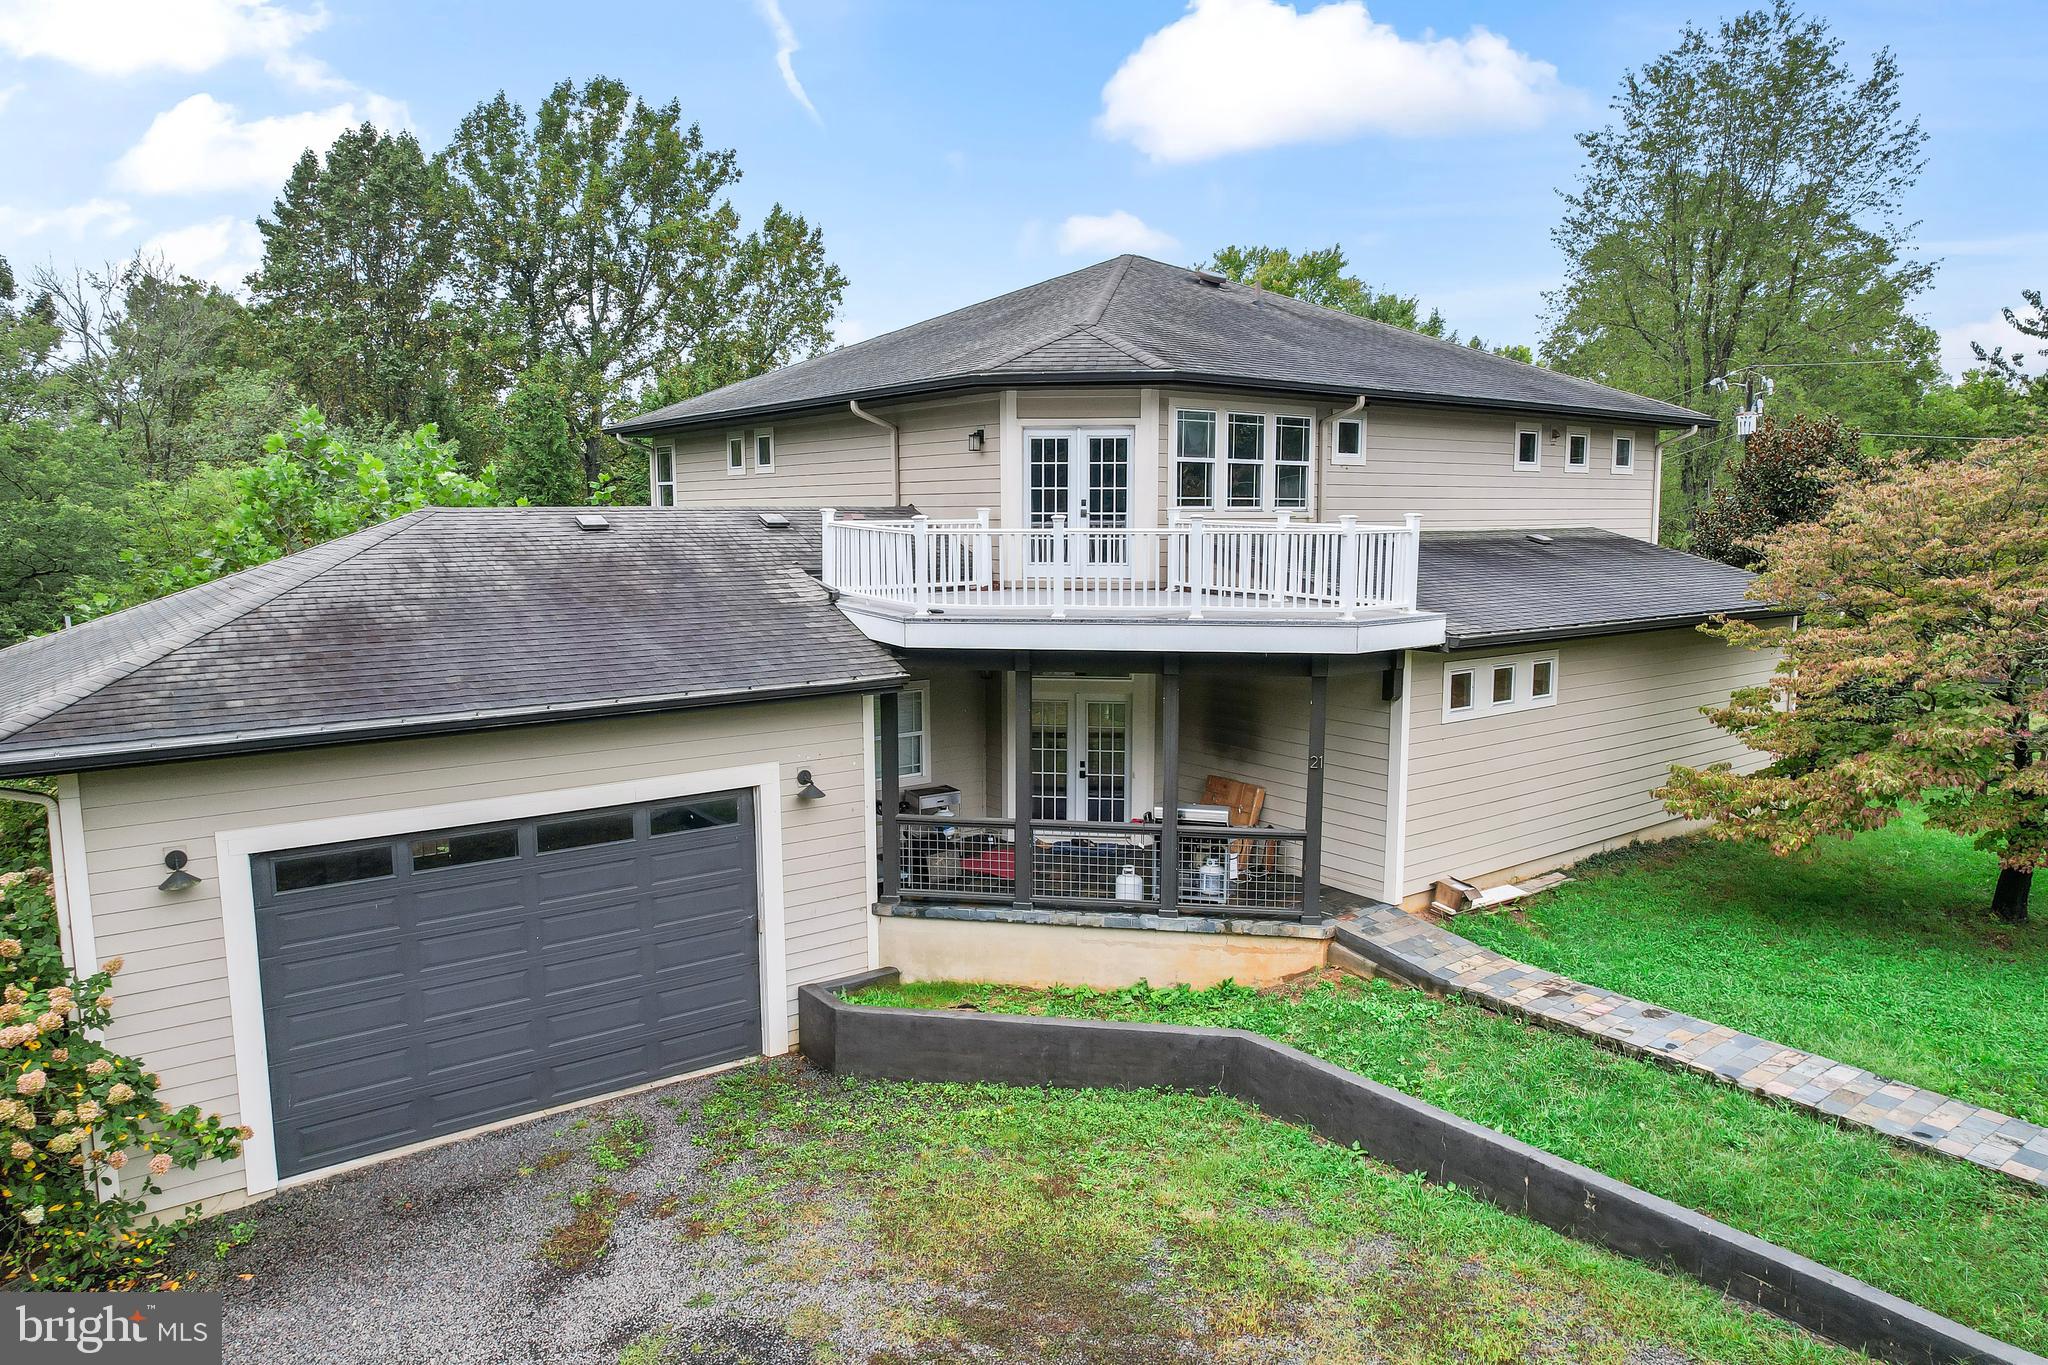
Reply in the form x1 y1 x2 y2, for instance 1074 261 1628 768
0 867 248 1287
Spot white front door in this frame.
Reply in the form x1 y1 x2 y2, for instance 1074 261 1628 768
1028 687 1132 822
1026 427 1133 573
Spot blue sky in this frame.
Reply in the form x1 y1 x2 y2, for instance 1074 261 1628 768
1 0 2040 379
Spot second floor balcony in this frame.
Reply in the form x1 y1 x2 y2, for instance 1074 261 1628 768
819 509 1446 654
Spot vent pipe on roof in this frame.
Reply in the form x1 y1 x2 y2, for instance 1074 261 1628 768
849 400 901 503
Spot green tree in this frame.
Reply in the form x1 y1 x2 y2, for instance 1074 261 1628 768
0 256 132 642
1660 438 2048 923
1543 1 1933 524
498 358 585 505
249 124 457 432
1688 414 1869 568
1202 244 1451 336
443 77 848 484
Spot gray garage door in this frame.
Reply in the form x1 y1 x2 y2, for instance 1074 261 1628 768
255 791 759 1177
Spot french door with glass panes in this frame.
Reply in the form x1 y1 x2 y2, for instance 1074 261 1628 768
1028 691 1132 823
1026 427 1133 574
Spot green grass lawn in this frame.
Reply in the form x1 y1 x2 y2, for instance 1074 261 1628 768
1453 810 2048 1126
701 1060 1852 1364
851 976 2048 1354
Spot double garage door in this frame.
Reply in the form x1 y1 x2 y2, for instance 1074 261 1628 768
254 791 760 1178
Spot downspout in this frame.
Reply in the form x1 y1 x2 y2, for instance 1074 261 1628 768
0 787 77 971
849 400 901 505
1655 424 1699 543
1324 396 1366 521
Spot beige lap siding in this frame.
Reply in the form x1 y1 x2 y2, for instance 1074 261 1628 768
70 696 874 1213
1399 629 1777 898
1177 672 1392 901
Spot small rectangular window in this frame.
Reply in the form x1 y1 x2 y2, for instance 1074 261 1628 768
1275 415 1311 509
411 827 519 873
1612 433 1635 472
651 796 742 835
1226 412 1265 508
653 443 676 506
1333 417 1364 465
537 810 635 853
754 430 774 470
875 685 930 782
1531 659 1554 699
726 435 745 475
1492 666 1516 705
1448 670 1474 713
1173 410 1216 508
1566 430 1589 469
1514 426 1541 469
273 845 393 893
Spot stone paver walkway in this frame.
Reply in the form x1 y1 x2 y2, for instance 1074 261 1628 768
1332 902 2048 1190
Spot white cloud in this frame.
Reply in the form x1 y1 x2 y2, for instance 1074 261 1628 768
113 91 409 195
1055 210 1178 258
143 216 264 291
1939 312 2039 380
753 0 820 123
0 0 340 88
0 196 139 240
1099 0 1571 163
0 81 21 115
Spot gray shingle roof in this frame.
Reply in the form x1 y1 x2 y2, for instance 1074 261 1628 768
0 507 906 777
1418 528 1786 649
615 255 1710 435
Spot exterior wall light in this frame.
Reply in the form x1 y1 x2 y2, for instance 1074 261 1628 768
795 769 826 801
159 850 200 892
966 428 985 453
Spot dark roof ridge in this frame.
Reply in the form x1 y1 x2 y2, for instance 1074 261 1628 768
0 512 431 745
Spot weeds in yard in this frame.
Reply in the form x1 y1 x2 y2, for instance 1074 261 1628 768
592 1114 651 1172
615 1327 670 1365
540 1182 634 1272
211 1221 256 1262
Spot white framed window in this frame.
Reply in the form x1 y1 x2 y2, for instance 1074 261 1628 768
754 429 775 471
1332 415 1365 467
1514 424 1542 471
1565 428 1590 471
1173 404 1318 512
652 442 675 506
1442 650 1560 723
1225 412 1265 508
1275 414 1311 509
1611 431 1636 474
1173 409 1216 508
726 433 746 476
873 683 930 784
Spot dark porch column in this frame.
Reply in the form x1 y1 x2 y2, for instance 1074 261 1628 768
879 689 901 904
1300 659 1329 924
1010 654 1033 910
1158 655 1182 917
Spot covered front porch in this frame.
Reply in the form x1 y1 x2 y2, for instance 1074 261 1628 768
874 651 1399 930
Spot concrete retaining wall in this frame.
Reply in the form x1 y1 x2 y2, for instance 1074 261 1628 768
799 972 2041 1365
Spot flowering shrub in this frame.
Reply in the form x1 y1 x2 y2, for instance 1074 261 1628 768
0 868 247 1288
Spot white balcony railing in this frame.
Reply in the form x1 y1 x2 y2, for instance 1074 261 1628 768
821 509 1422 620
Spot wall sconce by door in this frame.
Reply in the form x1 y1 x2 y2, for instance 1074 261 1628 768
158 850 200 892
795 769 826 801
966 428 985 453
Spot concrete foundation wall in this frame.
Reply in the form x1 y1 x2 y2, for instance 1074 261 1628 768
878 914 1328 989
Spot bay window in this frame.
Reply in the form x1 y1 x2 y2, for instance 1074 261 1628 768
1226 412 1265 508
1174 409 1215 507
1173 405 1318 512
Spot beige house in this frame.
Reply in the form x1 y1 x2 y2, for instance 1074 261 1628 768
0 255 1784 1213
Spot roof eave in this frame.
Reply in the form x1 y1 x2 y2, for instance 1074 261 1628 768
1438 606 1796 652
0 672 907 781
610 370 1715 438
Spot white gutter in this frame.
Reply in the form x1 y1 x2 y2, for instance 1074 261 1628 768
1323 395 1367 519
0 787 76 971
848 400 901 504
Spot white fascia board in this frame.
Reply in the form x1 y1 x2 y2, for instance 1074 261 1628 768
835 603 1448 655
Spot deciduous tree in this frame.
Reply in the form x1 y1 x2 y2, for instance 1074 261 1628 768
1543 1 1933 522
1687 414 1868 568
1660 438 2048 923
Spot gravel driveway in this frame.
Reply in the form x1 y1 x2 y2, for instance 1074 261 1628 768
169 1068 921 1365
